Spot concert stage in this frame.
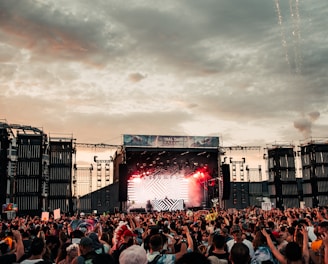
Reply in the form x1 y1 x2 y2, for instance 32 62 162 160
121 135 220 210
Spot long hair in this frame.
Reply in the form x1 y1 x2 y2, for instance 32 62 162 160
253 230 267 250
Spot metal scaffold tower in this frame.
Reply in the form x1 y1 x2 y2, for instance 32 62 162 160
220 145 262 154
75 142 120 150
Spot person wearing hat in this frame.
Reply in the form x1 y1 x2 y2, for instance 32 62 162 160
112 229 137 263
72 237 97 264
241 223 253 243
88 232 109 254
226 225 254 258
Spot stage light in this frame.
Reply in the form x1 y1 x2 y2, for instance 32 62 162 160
132 177 141 183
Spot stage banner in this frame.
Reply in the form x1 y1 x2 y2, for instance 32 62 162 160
123 135 219 149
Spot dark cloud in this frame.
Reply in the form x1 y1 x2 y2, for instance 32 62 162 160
0 0 328 146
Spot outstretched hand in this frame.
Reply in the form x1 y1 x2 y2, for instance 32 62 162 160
261 228 270 238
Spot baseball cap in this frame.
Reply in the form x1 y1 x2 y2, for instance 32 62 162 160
123 229 137 237
231 225 241 234
242 223 249 231
80 237 93 247
271 231 280 239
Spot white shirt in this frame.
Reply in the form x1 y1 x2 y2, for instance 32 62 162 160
226 239 255 258
306 226 317 242
20 259 44 264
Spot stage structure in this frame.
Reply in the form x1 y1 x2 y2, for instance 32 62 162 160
48 135 74 213
15 128 47 216
0 123 11 210
300 139 328 207
121 135 220 211
266 145 299 209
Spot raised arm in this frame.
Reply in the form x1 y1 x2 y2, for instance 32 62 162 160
300 225 310 264
175 225 194 261
12 230 24 262
261 228 286 264
322 231 328 264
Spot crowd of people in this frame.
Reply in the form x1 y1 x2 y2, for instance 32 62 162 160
1 205 328 264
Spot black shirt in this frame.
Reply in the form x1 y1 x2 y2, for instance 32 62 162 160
0 253 17 264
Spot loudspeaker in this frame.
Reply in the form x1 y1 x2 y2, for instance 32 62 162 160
222 164 231 200
118 164 128 202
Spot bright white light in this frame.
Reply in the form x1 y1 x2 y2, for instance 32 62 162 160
128 172 190 207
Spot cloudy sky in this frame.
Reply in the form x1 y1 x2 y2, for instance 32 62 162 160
1 0 328 147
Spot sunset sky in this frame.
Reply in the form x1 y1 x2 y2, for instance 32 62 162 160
1 0 328 148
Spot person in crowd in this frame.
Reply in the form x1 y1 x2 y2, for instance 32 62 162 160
304 217 317 243
70 230 84 245
229 242 250 264
21 231 32 255
45 235 60 263
66 243 79 264
0 230 24 264
321 230 328 264
99 232 112 253
20 237 47 264
251 230 277 264
2 205 328 264
147 225 193 264
112 229 137 263
71 237 97 264
88 232 109 254
203 232 215 256
241 223 254 243
207 234 229 264
220 228 232 244
57 243 79 264
262 226 310 264
226 225 254 259
311 221 328 264
56 242 71 264
276 225 288 256
119 244 148 264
